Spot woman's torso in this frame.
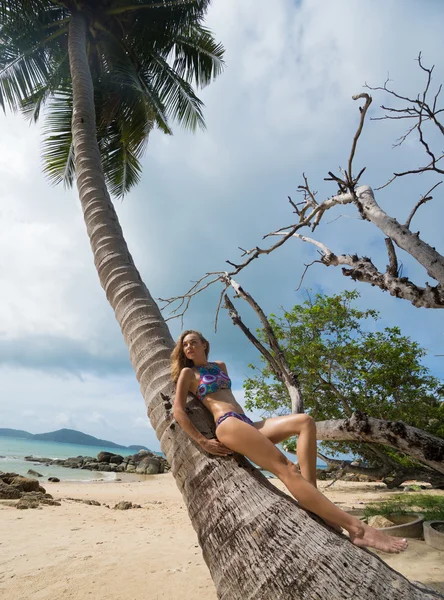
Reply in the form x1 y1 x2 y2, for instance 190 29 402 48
189 362 244 421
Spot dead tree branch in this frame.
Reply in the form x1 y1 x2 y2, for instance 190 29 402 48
223 275 303 413
162 58 444 318
405 181 442 228
270 229 444 308
316 412 444 475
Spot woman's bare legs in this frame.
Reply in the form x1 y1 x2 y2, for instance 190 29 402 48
216 418 408 554
254 414 317 487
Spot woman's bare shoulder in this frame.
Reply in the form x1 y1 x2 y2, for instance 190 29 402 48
213 360 228 371
179 366 195 378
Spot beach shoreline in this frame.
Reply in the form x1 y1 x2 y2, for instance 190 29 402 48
1 475 443 599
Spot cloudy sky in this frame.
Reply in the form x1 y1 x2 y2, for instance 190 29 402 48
1 0 444 450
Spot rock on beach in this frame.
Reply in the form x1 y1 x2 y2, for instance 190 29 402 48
24 449 170 476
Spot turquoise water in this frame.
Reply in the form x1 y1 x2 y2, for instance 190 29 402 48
0 436 328 482
0 436 138 482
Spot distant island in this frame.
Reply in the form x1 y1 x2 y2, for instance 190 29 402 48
0 428 149 451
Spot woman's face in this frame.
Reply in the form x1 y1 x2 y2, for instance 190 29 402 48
182 333 207 362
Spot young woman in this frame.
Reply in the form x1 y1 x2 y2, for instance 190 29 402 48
171 329 408 554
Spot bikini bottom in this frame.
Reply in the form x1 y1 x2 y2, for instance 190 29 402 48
215 411 254 429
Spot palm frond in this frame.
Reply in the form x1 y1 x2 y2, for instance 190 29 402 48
96 74 155 197
106 0 212 19
146 51 206 130
1 0 223 196
20 52 69 121
171 24 225 87
41 88 75 187
94 28 172 134
0 24 68 111
0 0 52 20
100 125 144 198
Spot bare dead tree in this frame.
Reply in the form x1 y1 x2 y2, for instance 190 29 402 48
160 56 444 312
159 56 444 483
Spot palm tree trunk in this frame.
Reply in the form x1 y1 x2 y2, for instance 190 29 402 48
66 12 443 600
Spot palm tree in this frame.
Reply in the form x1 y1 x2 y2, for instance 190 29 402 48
0 2 441 598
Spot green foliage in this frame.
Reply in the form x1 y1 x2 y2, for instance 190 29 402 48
0 0 224 197
244 290 444 462
364 494 444 522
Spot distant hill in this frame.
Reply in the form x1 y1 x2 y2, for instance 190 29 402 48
0 428 33 439
0 428 149 451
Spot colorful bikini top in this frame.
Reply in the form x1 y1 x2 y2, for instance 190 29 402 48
195 362 232 402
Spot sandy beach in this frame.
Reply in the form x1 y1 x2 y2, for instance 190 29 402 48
1 474 443 600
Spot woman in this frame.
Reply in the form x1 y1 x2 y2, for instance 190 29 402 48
172 329 408 554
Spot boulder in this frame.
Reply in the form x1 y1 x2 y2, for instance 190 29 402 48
0 481 22 499
136 457 161 475
48 477 60 482
368 515 395 528
9 476 43 493
113 501 141 510
27 469 43 478
23 492 60 506
109 455 124 465
97 452 120 463
16 498 40 509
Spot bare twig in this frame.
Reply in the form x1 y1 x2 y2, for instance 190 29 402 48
405 181 442 228
295 260 322 291
369 55 444 189
348 94 372 185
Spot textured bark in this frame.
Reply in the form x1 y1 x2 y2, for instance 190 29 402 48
67 13 444 599
316 412 444 475
356 186 444 284
275 185 444 308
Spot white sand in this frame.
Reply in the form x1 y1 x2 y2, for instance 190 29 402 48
1 475 443 599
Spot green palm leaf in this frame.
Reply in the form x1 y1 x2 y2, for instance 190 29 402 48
0 0 224 196
41 87 74 187
172 25 225 87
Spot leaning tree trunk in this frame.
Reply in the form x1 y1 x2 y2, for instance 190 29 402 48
67 12 444 600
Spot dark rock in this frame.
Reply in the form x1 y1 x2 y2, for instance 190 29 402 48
8 476 43 493
109 455 123 465
27 469 43 478
16 498 39 509
48 477 60 482
0 481 22 499
97 452 118 463
23 492 60 506
113 501 141 510
136 457 161 475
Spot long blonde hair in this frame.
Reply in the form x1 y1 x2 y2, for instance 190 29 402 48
170 330 210 383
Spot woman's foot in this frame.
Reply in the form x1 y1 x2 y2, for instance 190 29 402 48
349 522 408 553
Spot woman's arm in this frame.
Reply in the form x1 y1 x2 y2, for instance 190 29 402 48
174 368 232 457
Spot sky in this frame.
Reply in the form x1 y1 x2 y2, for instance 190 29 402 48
1 0 444 450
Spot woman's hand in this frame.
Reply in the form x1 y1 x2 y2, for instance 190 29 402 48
202 438 233 457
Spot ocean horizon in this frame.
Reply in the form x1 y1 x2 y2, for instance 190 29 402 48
0 435 328 482
0 435 149 482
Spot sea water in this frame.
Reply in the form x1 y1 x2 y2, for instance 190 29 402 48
0 436 329 482
0 436 139 482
